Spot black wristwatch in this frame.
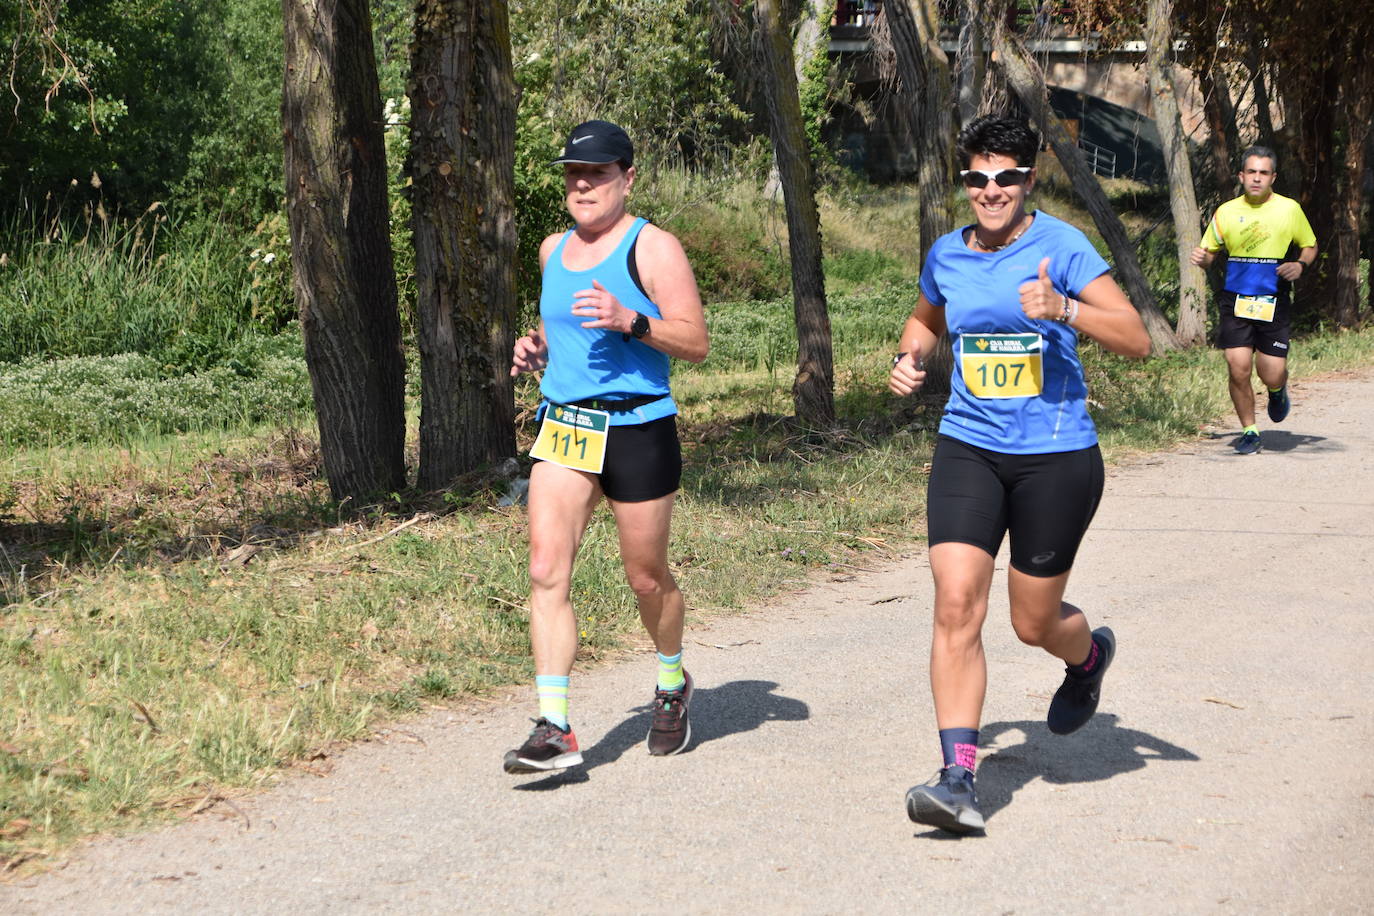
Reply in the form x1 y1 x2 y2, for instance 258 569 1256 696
630 312 651 339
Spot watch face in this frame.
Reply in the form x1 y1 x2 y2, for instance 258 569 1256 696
632 313 650 338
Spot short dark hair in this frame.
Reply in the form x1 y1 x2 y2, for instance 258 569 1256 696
956 115 1041 169
1239 145 1278 172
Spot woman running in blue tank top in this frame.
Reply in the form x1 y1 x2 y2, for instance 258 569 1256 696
504 120 709 774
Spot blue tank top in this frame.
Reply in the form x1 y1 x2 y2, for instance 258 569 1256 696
539 217 677 427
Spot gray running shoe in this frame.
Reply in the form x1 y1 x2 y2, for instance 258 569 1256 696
906 767 985 834
1048 626 1115 735
503 718 583 773
1235 430 1262 455
1267 386 1290 423
646 670 693 756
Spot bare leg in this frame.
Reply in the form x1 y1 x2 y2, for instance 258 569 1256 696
526 461 601 677
928 542 995 730
1254 351 1288 392
608 492 683 655
1006 566 1092 664
1224 346 1257 428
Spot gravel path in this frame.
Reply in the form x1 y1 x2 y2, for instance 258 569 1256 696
6 373 1373 914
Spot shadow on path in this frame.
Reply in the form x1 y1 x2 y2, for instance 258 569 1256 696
512 680 809 791
910 715 1198 838
1218 430 1336 454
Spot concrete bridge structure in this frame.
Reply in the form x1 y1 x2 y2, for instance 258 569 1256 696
828 13 1218 184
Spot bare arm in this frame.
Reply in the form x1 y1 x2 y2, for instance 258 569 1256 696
570 224 709 363
1019 259 1149 358
888 293 945 396
1068 273 1152 358
1277 244 1318 281
509 235 565 377
1190 214 1221 268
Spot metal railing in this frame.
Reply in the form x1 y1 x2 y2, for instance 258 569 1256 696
832 0 883 27
1078 138 1116 178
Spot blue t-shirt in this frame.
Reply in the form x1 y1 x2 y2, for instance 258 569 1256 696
539 217 677 426
920 211 1109 454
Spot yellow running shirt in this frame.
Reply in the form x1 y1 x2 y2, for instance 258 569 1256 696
1203 192 1316 296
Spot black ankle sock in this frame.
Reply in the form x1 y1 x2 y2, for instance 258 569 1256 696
1067 635 1102 676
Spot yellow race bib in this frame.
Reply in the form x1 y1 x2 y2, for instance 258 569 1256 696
1234 294 1277 322
960 333 1044 399
529 404 610 473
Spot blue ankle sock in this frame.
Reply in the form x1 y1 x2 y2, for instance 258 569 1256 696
535 675 569 730
939 727 979 774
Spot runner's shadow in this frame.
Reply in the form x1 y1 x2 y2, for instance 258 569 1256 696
966 715 1198 825
1233 430 1336 454
1214 429 1336 455
511 680 809 791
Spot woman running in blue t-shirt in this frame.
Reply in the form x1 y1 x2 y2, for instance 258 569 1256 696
888 116 1150 833
505 121 709 774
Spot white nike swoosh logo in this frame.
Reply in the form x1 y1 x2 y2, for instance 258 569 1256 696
571 135 592 144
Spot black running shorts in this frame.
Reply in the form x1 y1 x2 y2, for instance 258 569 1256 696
1215 290 1291 358
926 435 1104 578
534 414 681 502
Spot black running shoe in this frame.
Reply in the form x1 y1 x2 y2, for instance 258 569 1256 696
1047 626 1116 735
502 718 583 773
1267 386 1290 423
1235 430 1261 455
646 670 693 756
905 767 985 834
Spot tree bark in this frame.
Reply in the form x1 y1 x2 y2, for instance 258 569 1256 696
282 0 407 501
990 22 1180 352
1244 47 1275 147
956 0 984 124
1197 58 1238 194
1288 63 1339 326
754 0 834 428
1145 0 1206 346
409 0 518 490
792 0 833 81
1331 65 1373 328
885 0 957 391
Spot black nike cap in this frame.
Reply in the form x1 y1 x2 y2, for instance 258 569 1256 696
550 120 634 168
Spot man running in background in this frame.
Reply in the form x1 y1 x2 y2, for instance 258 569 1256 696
1191 146 1317 455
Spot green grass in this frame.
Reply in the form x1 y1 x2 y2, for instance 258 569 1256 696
0 208 292 367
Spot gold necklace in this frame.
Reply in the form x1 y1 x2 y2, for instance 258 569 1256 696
971 215 1032 252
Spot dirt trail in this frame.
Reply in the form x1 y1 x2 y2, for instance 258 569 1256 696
6 373 1373 914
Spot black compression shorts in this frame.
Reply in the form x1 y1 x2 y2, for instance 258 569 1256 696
926 435 1104 578
533 414 681 502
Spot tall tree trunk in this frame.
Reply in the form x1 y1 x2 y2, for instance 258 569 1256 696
887 0 955 270
282 0 407 501
792 0 833 80
1145 0 1206 346
1331 65 1373 328
1245 47 1275 146
990 22 1180 352
886 0 957 391
409 0 518 490
956 0 984 124
1288 63 1339 326
1197 58 1238 194
755 0 835 427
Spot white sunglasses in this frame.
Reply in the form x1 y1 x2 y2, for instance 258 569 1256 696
959 166 1033 188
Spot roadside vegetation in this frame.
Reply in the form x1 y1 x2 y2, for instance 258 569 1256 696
4 166 1373 868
